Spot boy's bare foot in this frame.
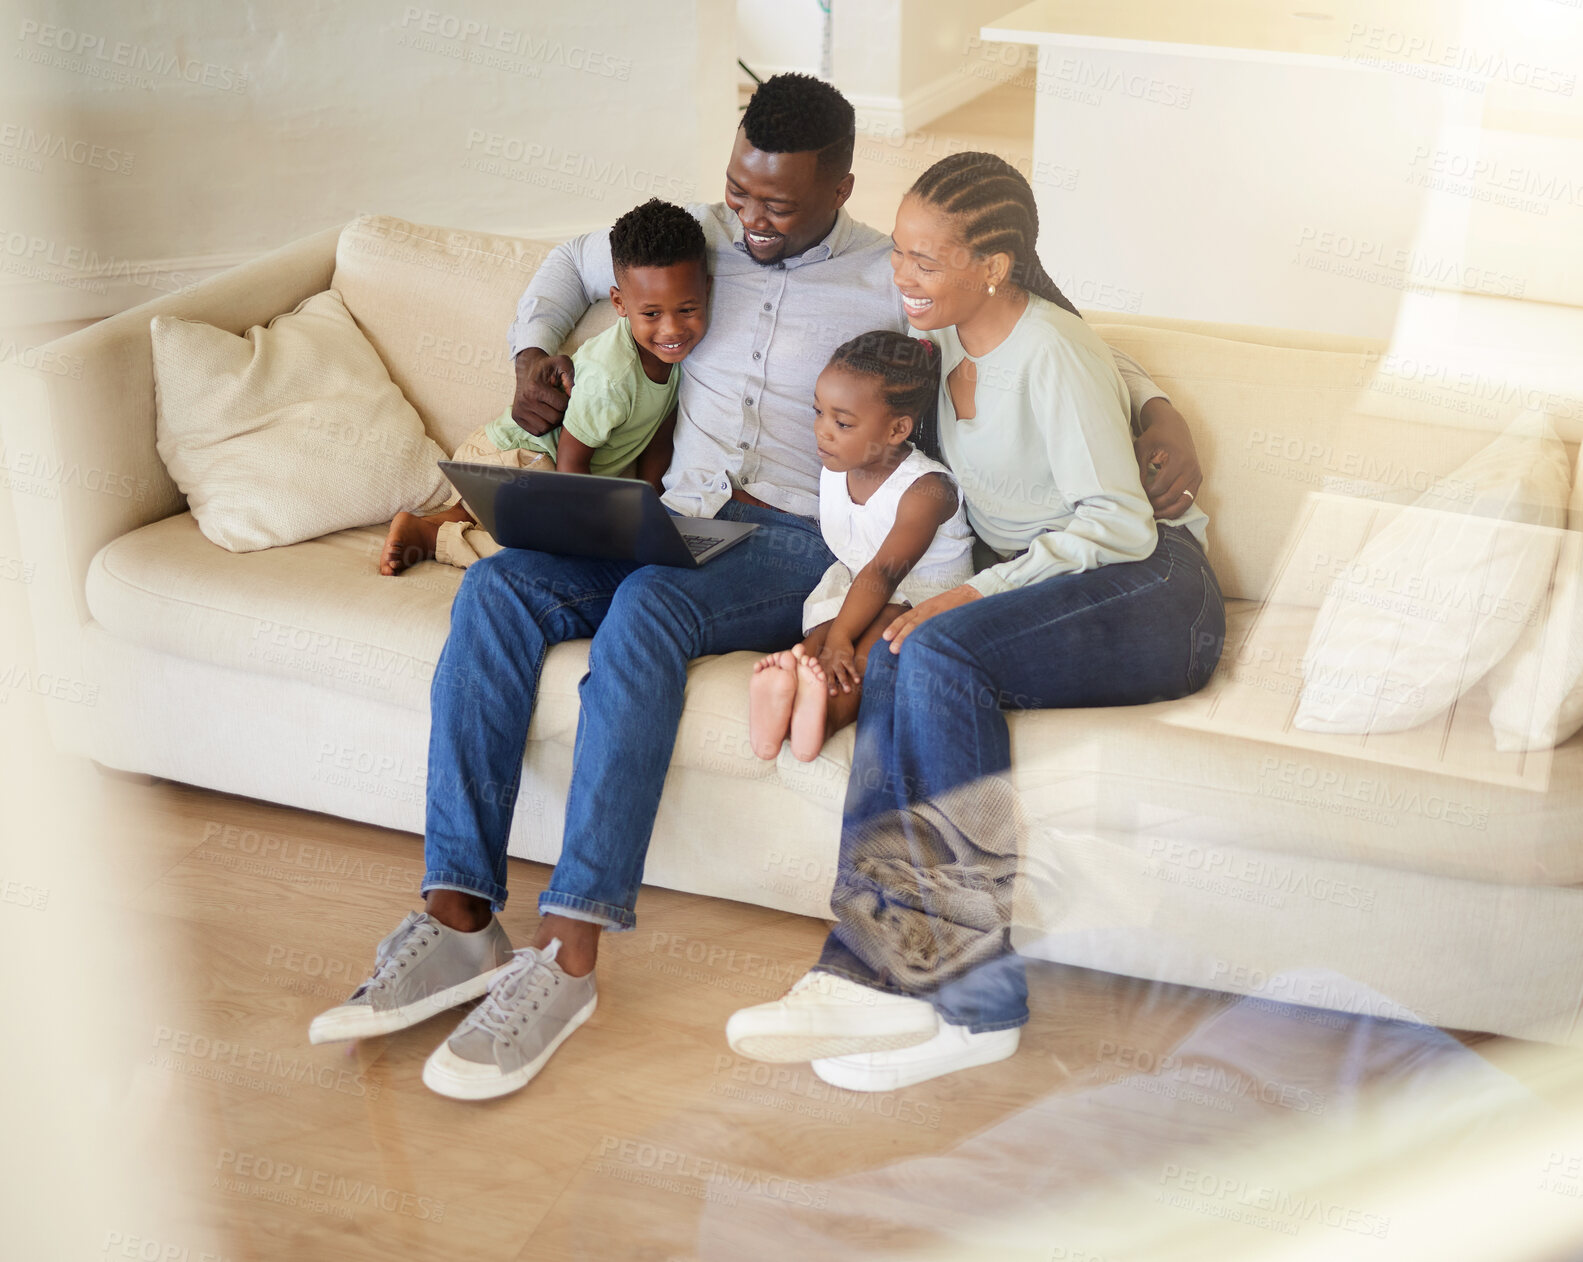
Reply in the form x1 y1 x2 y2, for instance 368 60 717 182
790 653 831 762
748 650 799 759
380 511 445 575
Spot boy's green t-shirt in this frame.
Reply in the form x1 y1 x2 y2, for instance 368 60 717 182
485 317 678 474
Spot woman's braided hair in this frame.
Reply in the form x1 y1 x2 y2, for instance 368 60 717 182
826 329 943 461
908 151 1080 317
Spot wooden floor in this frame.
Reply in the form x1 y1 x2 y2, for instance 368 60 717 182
8 79 1583 1262
18 767 1575 1262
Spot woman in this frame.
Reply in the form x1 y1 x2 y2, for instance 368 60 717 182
726 152 1225 1087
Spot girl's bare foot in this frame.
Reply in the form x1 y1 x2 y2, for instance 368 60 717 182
380 511 445 575
748 650 799 759
789 654 831 762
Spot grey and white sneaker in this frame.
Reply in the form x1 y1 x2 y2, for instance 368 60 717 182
308 911 513 1044
422 939 597 1100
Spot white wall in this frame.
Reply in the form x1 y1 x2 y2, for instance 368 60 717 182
736 0 822 78
1 0 737 323
736 0 1028 134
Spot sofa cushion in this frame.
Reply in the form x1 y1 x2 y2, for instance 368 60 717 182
329 214 618 455
86 512 1583 888
85 512 583 738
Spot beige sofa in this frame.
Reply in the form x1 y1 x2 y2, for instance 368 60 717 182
6 215 1580 1044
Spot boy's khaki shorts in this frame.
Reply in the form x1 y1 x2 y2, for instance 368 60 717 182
436 425 555 570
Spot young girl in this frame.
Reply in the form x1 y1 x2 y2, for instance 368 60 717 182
748 330 974 762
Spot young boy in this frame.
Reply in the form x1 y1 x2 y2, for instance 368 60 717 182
379 198 711 574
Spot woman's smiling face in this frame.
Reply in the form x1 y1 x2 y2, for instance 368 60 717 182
890 195 991 332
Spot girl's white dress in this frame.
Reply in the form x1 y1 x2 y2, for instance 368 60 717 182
801 446 976 634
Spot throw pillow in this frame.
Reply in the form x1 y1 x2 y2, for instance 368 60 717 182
1293 410 1571 735
151 289 451 552
1483 446 1583 751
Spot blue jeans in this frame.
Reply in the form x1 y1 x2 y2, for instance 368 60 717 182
421 499 834 927
815 524 1225 1031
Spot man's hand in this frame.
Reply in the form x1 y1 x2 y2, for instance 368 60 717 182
512 347 575 436
881 584 981 653
1135 397 1203 520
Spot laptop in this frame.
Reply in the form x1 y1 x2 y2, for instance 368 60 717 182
438 462 759 568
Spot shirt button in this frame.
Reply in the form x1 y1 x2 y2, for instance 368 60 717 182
752 351 761 361
762 302 772 311
745 396 755 406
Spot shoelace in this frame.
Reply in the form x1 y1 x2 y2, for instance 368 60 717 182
353 912 439 998
459 943 562 1041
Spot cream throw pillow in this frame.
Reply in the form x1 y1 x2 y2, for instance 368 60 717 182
1483 447 1583 751
1293 411 1571 735
151 289 451 552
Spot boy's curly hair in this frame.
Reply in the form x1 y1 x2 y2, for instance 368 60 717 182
610 199 707 277
740 72 855 179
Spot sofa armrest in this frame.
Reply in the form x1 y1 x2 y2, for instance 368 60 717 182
1 224 341 746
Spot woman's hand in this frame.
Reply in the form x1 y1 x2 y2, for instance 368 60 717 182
881 585 981 653
817 635 860 694
1135 398 1203 519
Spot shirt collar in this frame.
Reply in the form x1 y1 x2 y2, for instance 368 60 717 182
728 207 851 269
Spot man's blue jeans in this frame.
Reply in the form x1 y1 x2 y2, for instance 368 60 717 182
421 499 834 927
815 524 1226 1032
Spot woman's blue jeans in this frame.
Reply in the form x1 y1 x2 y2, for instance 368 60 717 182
815 523 1226 1032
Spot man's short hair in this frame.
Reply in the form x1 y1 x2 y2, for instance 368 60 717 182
610 198 708 277
740 72 855 180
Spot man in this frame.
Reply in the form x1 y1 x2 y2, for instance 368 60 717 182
310 74 1204 1099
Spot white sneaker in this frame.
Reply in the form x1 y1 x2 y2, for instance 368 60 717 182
812 1022 1020 1091
725 970 939 1063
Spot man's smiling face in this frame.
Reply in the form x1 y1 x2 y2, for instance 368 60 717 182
723 127 854 266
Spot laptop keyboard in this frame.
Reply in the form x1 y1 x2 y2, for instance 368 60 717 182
678 532 717 558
